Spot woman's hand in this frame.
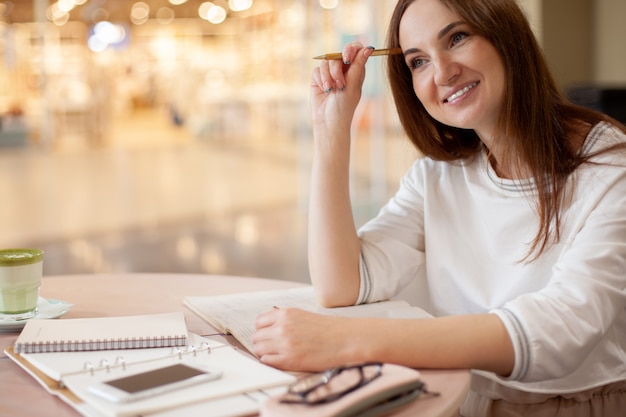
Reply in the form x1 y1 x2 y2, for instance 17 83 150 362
310 43 376 137
252 307 362 372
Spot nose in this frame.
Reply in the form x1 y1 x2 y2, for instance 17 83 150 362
433 54 460 86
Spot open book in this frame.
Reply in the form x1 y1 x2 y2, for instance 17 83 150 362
184 286 432 354
6 333 295 417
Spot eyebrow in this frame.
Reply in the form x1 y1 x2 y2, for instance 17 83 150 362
438 21 464 40
402 20 465 56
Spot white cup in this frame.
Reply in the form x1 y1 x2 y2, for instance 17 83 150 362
0 248 43 321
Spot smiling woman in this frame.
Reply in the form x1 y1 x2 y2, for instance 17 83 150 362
398 3 506 145
251 0 626 416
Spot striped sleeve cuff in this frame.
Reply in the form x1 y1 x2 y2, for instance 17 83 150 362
490 308 531 381
357 252 373 305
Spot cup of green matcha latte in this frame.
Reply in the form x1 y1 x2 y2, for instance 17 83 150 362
0 248 44 320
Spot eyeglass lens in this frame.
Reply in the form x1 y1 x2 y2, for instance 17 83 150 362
294 363 382 404
288 371 332 394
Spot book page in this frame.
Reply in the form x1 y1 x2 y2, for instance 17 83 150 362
184 286 432 354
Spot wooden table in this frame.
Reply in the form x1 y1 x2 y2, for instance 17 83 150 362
0 274 470 417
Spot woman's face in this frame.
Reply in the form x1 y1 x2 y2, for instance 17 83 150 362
399 0 506 141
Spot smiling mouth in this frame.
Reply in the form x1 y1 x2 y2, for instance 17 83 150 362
444 82 479 103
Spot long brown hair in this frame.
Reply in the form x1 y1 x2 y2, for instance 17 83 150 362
386 0 623 260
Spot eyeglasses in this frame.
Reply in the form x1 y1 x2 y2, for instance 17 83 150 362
280 362 383 405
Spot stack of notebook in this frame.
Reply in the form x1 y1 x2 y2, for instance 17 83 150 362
5 311 295 417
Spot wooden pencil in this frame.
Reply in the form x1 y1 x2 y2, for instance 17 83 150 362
313 47 403 60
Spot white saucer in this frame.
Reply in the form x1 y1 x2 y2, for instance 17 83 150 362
0 297 73 331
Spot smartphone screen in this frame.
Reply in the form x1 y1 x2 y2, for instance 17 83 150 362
88 363 222 403
105 364 208 393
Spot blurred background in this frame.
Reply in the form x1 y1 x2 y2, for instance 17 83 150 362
0 0 624 282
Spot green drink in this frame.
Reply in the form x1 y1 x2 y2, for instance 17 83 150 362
0 249 43 320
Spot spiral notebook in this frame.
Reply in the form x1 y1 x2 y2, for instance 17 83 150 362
5 333 295 417
14 312 188 354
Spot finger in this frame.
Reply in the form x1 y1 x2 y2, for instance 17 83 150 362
251 336 274 356
257 352 288 369
311 66 323 91
254 308 279 330
317 59 336 93
259 351 328 373
331 43 367 91
356 45 376 65
251 321 281 355
328 60 347 91
311 66 333 94
342 42 365 65
252 337 276 361
344 46 375 88
252 327 290 360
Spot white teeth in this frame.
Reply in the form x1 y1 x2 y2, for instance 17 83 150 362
445 82 478 102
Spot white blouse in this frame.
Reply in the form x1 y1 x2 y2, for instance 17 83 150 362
357 122 626 393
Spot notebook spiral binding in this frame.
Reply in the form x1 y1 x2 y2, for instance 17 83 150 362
52 342 221 387
16 334 189 354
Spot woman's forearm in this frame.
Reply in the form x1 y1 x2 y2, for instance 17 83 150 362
346 313 515 375
254 309 516 374
307 44 377 308
308 130 362 307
